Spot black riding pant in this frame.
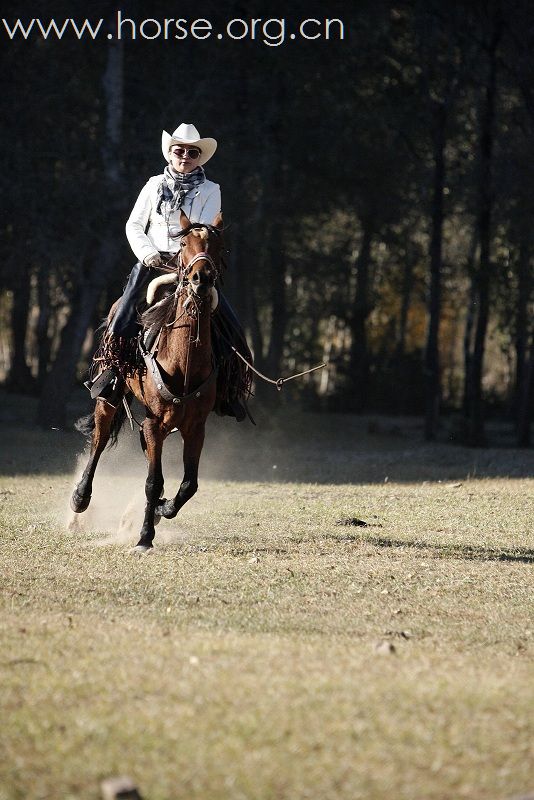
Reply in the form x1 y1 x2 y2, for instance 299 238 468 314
108 261 158 339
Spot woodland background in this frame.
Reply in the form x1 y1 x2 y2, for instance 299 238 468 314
1 0 533 446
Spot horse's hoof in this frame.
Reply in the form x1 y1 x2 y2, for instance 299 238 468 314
130 544 153 555
157 499 177 520
70 490 91 513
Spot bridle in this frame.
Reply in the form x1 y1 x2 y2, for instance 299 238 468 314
157 226 222 331
157 223 223 286
178 249 219 282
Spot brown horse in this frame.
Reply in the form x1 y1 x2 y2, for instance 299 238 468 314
70 211 224 551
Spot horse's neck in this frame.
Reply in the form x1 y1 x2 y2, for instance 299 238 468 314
159 300 212 378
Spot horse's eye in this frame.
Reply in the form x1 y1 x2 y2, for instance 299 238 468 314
180 240 186 247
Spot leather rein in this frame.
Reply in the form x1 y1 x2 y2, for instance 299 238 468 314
141 223 326 405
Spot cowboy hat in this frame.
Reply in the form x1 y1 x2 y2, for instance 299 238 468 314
161 123 217 166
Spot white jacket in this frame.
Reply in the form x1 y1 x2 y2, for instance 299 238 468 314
125 174 221 264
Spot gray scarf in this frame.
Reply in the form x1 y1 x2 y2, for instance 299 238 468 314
156 165 205 215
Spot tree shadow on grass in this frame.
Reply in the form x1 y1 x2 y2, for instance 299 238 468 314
327 531 534 565
1 390 533 483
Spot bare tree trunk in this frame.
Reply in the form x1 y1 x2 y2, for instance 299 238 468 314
263 72 288 381
38 261 121 428
249 288 264 366
227 65 250 325
516 335 534 447
424 102 446 440
265 242 286 378
465 20 500 446
348 216 374 412
6 262 35 392
37 39 124 428
462 231 479 415
515 238 530 414
396 250 414 359
36 264 52 388
515 238 533 445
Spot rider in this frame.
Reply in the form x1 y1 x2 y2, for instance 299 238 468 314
88 123 251 421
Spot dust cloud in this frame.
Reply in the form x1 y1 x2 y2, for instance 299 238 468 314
64 401 287 544
63 399 532 546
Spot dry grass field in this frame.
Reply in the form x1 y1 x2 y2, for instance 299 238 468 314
0 392 533 800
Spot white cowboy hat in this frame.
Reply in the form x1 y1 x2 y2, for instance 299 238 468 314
161 123 217 166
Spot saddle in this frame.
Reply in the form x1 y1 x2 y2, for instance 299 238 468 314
84 276 251 421
85 276 179 402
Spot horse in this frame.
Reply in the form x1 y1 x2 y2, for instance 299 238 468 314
70 210 224 552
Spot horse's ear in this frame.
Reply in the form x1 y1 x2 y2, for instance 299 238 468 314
180 209 191 228
212 212 224 230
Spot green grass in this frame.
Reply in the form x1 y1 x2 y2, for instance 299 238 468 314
0 401 533 799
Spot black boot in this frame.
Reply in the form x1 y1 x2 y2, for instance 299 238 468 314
211 293 254 424
84 369 124 406
109 261 155 339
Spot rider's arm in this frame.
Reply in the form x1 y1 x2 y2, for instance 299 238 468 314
198 183 222 226
125 178 161 265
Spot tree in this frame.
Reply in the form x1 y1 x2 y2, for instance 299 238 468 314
37 36 124 428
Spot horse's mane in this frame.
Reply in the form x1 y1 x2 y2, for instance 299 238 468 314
141 290 179 330
174 222 223 239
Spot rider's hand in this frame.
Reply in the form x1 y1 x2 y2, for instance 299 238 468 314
144 253 162 268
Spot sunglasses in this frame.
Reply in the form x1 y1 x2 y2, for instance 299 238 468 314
171 146 202 159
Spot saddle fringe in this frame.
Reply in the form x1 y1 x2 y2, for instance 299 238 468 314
90 331 144 381
90 309 254 406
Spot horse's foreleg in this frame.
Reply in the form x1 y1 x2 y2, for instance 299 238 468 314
134 418 165 551
156 422 205 520
70 400 119 513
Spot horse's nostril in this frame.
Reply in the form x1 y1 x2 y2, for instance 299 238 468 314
192 272 200 283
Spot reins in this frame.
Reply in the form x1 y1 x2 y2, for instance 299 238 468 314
230 345 326 391
153 256 181 274
211 319 326 390
146 224 327 399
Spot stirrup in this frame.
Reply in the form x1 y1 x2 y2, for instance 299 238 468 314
84 369 123 405
84 368 114 399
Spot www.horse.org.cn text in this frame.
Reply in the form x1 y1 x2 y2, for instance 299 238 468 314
1 14 347 47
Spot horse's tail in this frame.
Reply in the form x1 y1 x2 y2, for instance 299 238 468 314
108 402 128 447
75 411 96 439
74 398 129 449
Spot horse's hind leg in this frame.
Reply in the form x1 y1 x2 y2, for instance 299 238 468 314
70 400 119 513
156 421 205 520
134 417 165 551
